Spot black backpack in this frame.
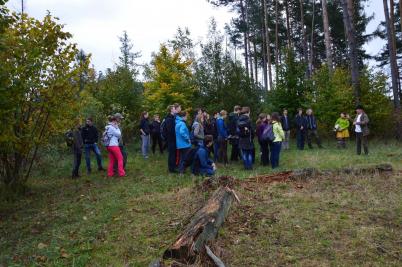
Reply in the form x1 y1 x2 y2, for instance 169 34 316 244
160 118 167 141
65 130 74 147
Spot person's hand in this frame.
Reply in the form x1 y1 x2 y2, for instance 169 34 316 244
301 126 304 130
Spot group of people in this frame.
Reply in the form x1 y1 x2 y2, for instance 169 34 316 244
68 113 127 178
68 103 370 178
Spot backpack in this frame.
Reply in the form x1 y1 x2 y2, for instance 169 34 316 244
160 118 167 141
102 127 112 147
237 119 250 138
260 123 275 142
183 147 198 169
65 130 74 147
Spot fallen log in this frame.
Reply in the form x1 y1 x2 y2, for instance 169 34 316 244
161 186 234 265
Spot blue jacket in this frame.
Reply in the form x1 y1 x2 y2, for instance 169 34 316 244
193 145 215 176
217 117 228 139
305 115 318 130
175 116 191 149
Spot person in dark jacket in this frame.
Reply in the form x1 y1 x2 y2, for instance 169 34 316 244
165 103 181 173
238 107 254 170
140 111 151 159
81 117 104 174
228 105 241 161
150 114 164 154
205 112 219 161
295 108 307 150
217 110 229 165
281 109 291 150
256 113 270 166
192 135 216 176
72 122 84 179
353 105 370 155
305 108 323 149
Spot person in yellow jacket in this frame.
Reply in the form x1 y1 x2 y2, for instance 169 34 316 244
334 112 350 148
270 112 285 169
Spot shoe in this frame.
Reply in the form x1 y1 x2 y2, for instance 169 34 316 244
98 167 106 171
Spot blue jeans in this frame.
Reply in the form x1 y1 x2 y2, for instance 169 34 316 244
270 142 282 169
141 134 150 158
178 148 190 173
241 149 253 170
213 140 220 162
84 144 103 172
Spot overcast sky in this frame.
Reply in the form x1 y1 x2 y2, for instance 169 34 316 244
6 0 385 72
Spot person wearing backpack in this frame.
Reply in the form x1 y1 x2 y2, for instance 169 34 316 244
81 117 105 174
71 121 84 179
105 116 125 177
150 114 164 154
228 105 241 162
238 107 254 170
271 112 285 169
217 110 229 165
164 103 180 173
140 111 151 159
191 113 205 146
175 111 191 174
256 113 271 166
192 135 216 176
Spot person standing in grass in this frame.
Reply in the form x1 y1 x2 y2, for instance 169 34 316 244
150 114 164 155
228 105 241 162
256 113 270 166
238 107 254 170
217 110 229 165
353 105 370 155
105 116 125 177
334 112 350 148
114 113 127 171
81 117 105 174
271 112 285 169
305 108 323 149
281 109 291 150
191 113 205 146
140 111 151 159
175 111 191 174
164 103 181 173
71 121 84 179
295 108 307 150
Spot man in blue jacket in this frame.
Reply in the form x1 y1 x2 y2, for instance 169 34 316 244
175 111 191 174
217 110 228 165
192 135 216 176
305 108 323 149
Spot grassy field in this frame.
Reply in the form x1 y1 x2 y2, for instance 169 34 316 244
0 140 401 266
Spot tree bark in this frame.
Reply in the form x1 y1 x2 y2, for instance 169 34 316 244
263 0 273 89
253 40 258 84
246 0 254 83
275 0 279 69
261 22 269 90
384 0 402 139
240 0 250 78
285 0 292 48
309 0 316 75
299 0 309 71
162 186 235 264
340 0 361 105
321 0 333 72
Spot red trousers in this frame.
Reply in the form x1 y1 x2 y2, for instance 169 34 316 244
107 146 125 177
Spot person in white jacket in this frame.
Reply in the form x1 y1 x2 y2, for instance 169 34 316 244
105 116 125 177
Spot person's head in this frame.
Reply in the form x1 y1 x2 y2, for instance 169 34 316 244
154 114 160 121
266 114 271 122
356 105 364 114
220 110 228 119
141 111 149 119
340 112 346 118
109 115 118 124
86 117 93 126
240 107 250 116
283 109 288 116
195 113 204 124
204 135 214 147
178 111 187 121
204 113 210 121
258 113 267 124
214 111 219 119
297 108 303 115
271 112 280 122
114 113 124 123
234 105 241 114
173 103 182 114
306 108 313 115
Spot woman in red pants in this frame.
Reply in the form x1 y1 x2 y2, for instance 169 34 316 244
105 116 126 177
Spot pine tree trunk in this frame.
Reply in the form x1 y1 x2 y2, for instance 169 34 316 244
390 0 401 96
299 0 309 70
245 0 254 83
240 0 250 78
384 0 402 139
285 0 292 48
309 0 316 75
275 0 279 69
253 41 258 84
340 0 361 105
322 0 333 72
263 0 273 89
261 23 268 90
